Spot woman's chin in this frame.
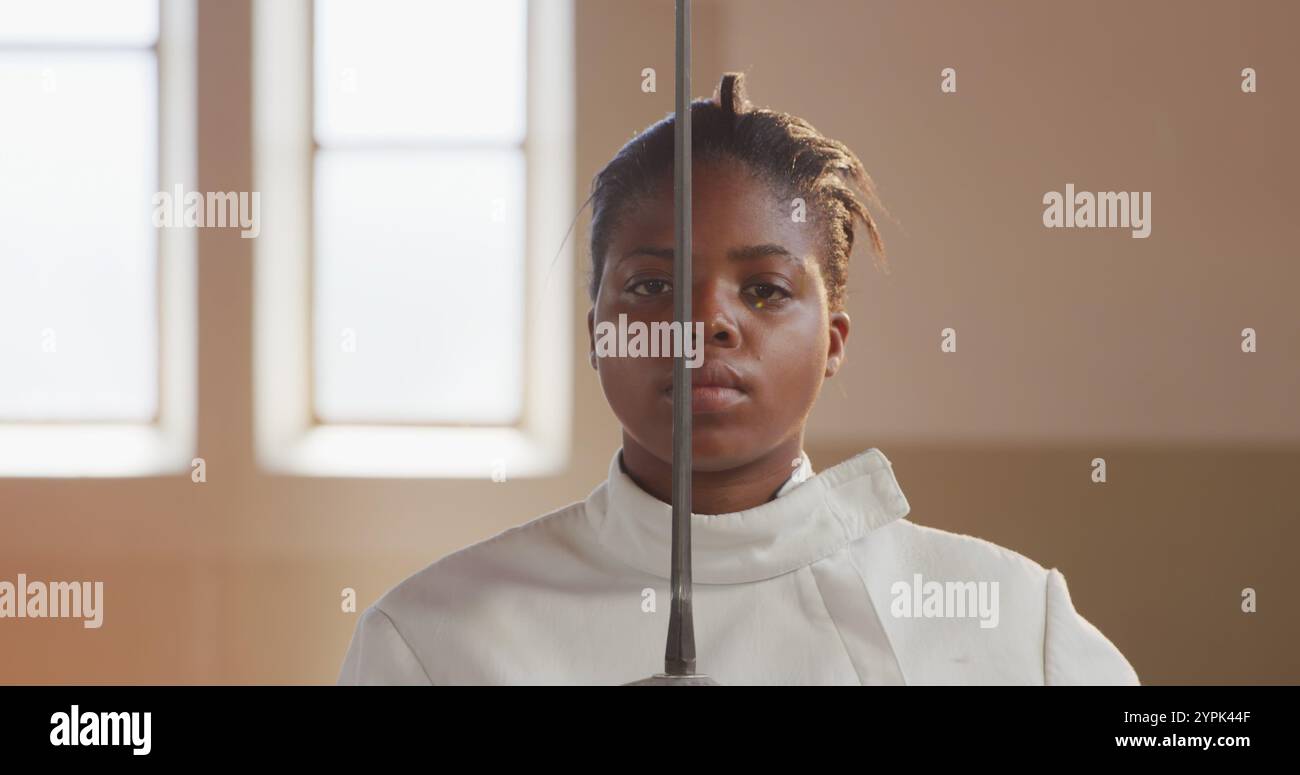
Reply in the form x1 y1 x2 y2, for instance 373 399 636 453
685 432 769 472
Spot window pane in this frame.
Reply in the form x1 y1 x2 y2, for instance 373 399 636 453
0 53 158 421
314 0 526 144
0 0 158 46
313 149 525 424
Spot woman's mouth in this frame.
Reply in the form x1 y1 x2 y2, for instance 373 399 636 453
662 384 748 413
658 360 751 413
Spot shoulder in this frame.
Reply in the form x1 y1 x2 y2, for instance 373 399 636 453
337 605 431 685
1041 566 1140 685
854 520 1139 684
864 518 1054 591
337 499 594 685
379 498 595 617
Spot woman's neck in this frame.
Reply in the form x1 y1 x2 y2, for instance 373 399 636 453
619 434 805 515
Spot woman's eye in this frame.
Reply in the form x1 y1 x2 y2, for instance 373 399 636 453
745 282 791 304
629 279 672 296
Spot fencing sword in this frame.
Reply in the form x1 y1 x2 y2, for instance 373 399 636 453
625 0 719 686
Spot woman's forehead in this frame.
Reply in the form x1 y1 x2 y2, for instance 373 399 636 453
609 161 817 260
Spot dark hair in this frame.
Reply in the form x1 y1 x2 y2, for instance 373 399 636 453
584 71 889 312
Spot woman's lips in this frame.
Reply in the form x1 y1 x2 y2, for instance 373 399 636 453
662 385 747 413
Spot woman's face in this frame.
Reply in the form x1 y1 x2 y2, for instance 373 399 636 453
588 157 850 473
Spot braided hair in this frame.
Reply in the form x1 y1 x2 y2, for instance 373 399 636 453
585 71 888 312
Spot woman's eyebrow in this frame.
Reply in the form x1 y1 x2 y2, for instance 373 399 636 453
620 246 676 262
727 243 797 263
620 243 801 266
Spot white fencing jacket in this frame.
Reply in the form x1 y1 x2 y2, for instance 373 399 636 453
339 448 1140 685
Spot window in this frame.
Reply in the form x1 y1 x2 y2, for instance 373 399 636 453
254 0 574 476
0 0 196 476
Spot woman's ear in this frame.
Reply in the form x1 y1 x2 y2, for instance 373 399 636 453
587 308 598 370
825 311 850 378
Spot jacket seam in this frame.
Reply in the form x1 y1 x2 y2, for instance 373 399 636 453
374 606 435 686
1041 568 1053 685
845 545 909 685
806 566 863 685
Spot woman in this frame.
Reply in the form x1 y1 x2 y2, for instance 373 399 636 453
338 73 1139 686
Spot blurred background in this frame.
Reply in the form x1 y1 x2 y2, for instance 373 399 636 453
0 0 1296 684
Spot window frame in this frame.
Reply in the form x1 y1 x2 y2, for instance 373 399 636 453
252 0 574 478
0 0 197 478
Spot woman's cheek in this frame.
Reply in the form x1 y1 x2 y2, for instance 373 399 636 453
763 322 828 416
599 358 663 421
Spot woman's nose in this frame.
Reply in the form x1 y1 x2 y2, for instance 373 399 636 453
693 282 741 347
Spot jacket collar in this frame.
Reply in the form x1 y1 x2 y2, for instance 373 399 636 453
775 449 814 497
585 447 911 584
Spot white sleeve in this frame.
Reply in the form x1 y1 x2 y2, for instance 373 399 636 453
1043 568 1140 685
337 605 434 686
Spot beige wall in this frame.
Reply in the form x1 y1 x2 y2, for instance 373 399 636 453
1 0 1295 684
